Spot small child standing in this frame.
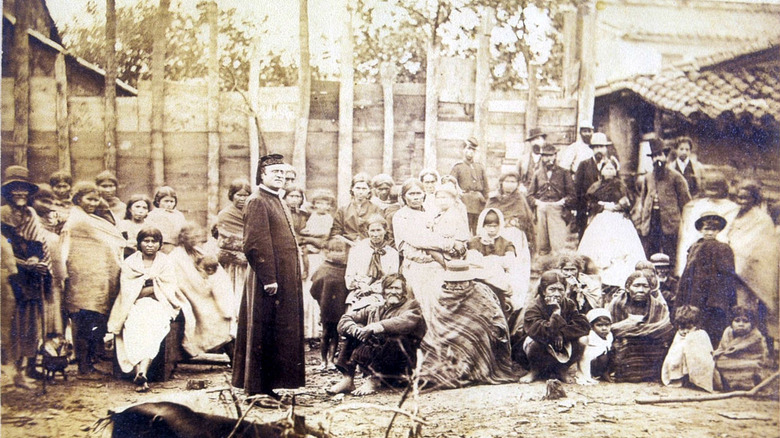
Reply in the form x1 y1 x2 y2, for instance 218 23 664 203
677 212 736 345
300 189 335 254
650 253 679 320
309 239 349 371
576 308 614 385
145 186 187 254
661 305 716 392
714 306 770 390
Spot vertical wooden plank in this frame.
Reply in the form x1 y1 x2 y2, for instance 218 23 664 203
150 0 170 187
248 37 261 186
12 1 30 166
206 1 220 221
104 0 117 172
380 63 395 178
293 0 311 187
337 0 354 205
424 40 439 169
54 53 71 173
524 62 538 136
561 9 578 98
474 7 493 166
577 1 597 128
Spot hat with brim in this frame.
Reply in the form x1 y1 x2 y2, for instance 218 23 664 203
539 144 557 156
649 253 670 267
589 132 612 147
2 165 39 199
442 260 476 282
695 211 727 231
526 127 547 142
546 341 573 363
464 136 479 149
646 138 670 157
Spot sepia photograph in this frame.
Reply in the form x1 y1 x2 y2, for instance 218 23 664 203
1 0 778 436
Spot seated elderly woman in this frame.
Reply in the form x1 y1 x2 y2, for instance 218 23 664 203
344 214 399 311
517 270 591 383
607 270 674 382
105 226 181 392
418 261 518 389
168 222 234 359
328 273 426 396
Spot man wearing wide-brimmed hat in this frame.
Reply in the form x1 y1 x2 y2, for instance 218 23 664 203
450 136 490 234
1 165 51 389
573 132 613 239
558 120 595 175
232 154 305 400
635 138 691 266
527 144 575 256
517 127 547 190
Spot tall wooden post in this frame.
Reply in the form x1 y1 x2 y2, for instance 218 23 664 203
206 1 220 220
248 36 261 186
474 7 493 167
54 53 71 173
524 60 539 136
12 0 30 167
576 1 597 128
423 40 439 170
293 0 311 187
150 0 170 188
380 62 396 178
104 0 118 172
337 0 354 205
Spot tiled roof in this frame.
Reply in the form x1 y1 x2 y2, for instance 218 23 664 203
596 43 780 125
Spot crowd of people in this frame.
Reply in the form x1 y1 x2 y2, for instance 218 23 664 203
1 122 778 400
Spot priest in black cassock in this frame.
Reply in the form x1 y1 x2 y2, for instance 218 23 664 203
232 154 305 399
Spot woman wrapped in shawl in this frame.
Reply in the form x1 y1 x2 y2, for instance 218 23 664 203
714 306 771 390
419 260 519 389
608 270 674 382
577 157 645 288
557 253 603 314
216 179 251 327
344 214 399 311
467 208 529 311
485 171 535 256
105 226 181 392
168 222 234 357
62 181 125 377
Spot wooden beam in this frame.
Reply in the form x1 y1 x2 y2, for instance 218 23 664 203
292 0 311 187
54 52 71 173
206 1 220 221
337 0 354 205
150 0 170 188
576 1 597 128
423 40 439 170
561 8 578 98
474 7 493 166
248 36 261 187
12 0 30 166
104 0 118 172
380 62 395 178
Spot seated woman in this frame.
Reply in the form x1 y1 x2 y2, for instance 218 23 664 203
105 226 181 392
608 270 674 382
518 270 591 383
557 253 602 314
344 214 399 311
329 274 426 396
714 306 771 391
419 261 518 389
168 222 234 359
485 171 535 257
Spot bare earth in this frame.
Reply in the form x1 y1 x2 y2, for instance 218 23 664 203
1 347 778 438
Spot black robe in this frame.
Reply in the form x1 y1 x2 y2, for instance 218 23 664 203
232 186 305 395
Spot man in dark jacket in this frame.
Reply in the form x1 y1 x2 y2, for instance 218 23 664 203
232 154 305 399
572 132 611 239
450 137 490 234
528 144 575 256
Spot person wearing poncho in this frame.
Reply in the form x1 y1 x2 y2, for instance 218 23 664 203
608 270 674 382
419 261 518 389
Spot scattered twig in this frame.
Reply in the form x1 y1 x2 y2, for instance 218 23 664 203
636 371 779 405
327 403 430 426
226 398 257 438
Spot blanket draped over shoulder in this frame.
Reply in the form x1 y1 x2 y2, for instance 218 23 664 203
168 246 233 356
107 252 182 372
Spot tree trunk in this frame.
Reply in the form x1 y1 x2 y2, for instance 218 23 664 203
474 7 493 168
524 59 539 138
248 36 264 186
55 53 71 173
380 62 396 178
576 1 597 128
292 0 311 187
150 0 170 188
206 1 220 221
12 0 30 167
423 40 439 170
337 0 354 205
104 0 118 173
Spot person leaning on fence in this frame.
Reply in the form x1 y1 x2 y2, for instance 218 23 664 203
328 273 425 396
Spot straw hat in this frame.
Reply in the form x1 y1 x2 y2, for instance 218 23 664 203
1 165 39 199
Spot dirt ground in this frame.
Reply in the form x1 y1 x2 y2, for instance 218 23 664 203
1 346 778 438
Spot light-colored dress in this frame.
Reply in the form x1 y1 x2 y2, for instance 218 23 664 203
662 329 715 392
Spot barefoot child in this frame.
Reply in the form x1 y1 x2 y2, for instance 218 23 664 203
714 306 770 390
309 239 349 371
661 305 716 392
576 308 614 385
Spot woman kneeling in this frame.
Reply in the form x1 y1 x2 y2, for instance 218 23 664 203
105 226 181 392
